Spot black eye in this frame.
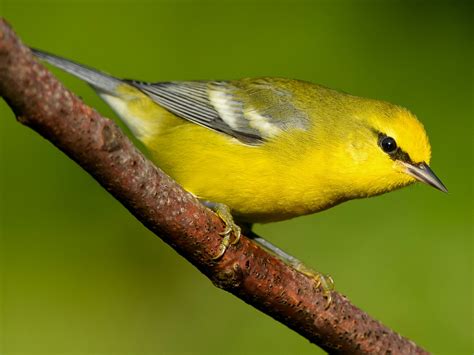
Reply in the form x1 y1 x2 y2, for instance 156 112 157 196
380 136 398 153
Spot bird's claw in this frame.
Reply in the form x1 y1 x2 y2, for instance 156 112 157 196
212 232 232 260
295 262 335 307
211 203 241 259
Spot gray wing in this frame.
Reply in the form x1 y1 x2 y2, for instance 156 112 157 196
126 78 309 145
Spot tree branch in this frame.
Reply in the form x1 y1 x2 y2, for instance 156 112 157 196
0 18 427 354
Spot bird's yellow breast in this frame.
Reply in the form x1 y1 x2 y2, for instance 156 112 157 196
146 117 342 222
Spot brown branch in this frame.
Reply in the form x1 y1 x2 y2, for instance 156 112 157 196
0 18 428 354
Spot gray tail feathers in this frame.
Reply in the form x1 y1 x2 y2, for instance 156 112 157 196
30 48 122 94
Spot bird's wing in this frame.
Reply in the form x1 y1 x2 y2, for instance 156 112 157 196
126 78 310 145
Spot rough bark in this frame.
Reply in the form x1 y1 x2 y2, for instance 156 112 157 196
0 18 428 354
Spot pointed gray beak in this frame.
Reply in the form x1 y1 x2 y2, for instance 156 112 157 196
403 162 448 193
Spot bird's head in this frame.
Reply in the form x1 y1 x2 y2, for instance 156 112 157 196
334 100 447 198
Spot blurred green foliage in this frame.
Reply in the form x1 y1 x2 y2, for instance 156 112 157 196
0 0 472 354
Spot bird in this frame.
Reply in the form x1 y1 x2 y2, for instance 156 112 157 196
31 48 447 302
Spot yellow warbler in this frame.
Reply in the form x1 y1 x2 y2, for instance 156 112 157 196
32 48 447 299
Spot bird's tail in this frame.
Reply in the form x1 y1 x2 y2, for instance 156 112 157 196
30 48 122 94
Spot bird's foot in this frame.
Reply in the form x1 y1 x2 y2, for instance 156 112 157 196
249 234 335 307
294 262 335 307
201 201 241 259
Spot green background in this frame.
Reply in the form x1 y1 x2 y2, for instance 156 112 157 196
0 1 472 354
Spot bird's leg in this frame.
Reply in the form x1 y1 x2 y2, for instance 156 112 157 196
244 225 335 306
198 206 334 305
200 200 241 259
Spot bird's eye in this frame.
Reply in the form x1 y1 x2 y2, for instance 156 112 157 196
380 136 398 154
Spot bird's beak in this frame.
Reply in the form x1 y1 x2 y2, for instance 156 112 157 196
402 162 448 192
